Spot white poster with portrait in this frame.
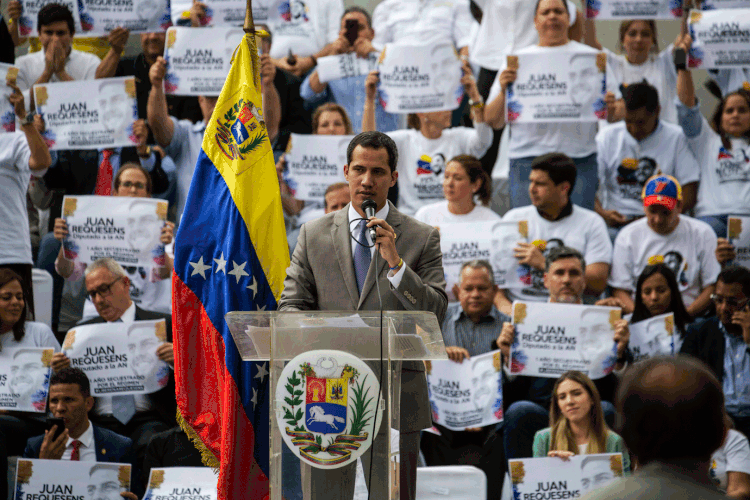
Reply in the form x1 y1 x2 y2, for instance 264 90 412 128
163 27 244 95
170 0 246 26
34 77 138 150
584 0 683 19
506 52 607 123
61 195 168 268
628 313 675 362
282 134 351 203
14 460 131 500
377 42 463 114
17 0 83 37
0 348 53 413
701 0 750 9
77 0 172 36
508 454 624 499
688 9 750 69
438 221 530 301
510 302 620 379
425 351 503 431
316 52 379 84
728 217 750 266
1 64 19 133
62 320 170 396
144 468 218 500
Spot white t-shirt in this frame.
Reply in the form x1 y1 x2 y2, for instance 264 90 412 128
0 321 61 351
606 46 678 124
165 118 205 220
267 0 343 59
388 124 494 216
596 121 700 216
15 49 100 91
0 132 33 265
711 68 750 97
488 41 601 159
470 0 576 70
372 0 474 50
502 204 612 301
414 200 501 226
711 429 750 493
609 216 721 306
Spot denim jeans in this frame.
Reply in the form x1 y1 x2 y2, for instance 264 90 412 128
698 215 728 238
509 153 598 210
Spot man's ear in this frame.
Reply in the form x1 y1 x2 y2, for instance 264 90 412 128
85 396 95 412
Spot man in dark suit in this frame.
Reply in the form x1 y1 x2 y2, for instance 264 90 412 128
279 131 448 500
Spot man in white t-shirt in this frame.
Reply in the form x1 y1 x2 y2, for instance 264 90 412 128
609 175 720 317
595 82 699 240
497 153 612 314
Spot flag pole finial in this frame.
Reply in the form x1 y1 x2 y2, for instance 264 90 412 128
244 0 255 34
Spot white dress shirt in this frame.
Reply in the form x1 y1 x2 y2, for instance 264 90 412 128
61 420 96 461
347 203 406 288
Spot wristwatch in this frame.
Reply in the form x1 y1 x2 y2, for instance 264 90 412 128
469 97 485 109
138 145 152 158
22 111 36 126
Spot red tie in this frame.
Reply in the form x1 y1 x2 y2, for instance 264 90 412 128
71 439 81 461
95 149 114 196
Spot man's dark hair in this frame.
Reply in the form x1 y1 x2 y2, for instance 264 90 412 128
346 131 398 173
531 153 577 192
342 6 372 29
460 260 495 286
717 265 750 299
623 81 660 113
545 246 585 272
616 356 726 465
50 367 91 398
38 3 75 34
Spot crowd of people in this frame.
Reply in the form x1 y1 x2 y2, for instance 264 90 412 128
2 0 750 498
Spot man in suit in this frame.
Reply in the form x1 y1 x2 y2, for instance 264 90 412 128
279 131 448 500
50 258 176 490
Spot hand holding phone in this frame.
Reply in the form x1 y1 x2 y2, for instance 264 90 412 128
46 417 66 441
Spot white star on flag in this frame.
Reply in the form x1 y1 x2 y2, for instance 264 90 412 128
247 277 258 296
251 386 258 410
189 257 211 279
255 362 268 382
228 261 249 283
214 253 227 274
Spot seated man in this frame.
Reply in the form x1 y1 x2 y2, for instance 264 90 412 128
497 153 612 314
681 265 750 440
595 82 699 240
495 246 629 461
141 427 205 490
609 175 720 317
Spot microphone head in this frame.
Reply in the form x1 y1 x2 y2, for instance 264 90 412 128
361 199 377 213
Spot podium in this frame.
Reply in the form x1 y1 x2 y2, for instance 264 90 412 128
226 311 448 500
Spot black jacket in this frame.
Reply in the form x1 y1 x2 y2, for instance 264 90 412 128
680 316 727 382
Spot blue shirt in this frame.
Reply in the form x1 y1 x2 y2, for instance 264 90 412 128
441 302 509 357
721 321 750 417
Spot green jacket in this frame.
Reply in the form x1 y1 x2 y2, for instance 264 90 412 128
532 427 632 474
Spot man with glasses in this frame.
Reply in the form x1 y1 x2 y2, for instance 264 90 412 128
682 265 750 440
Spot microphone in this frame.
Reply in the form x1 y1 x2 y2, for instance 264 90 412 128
361 199 378 243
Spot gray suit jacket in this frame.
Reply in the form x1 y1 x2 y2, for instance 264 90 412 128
279 201 448 431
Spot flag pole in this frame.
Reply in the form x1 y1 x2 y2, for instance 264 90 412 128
243 0 255 34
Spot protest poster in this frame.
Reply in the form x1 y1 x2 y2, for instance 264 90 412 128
14 460 131 500
316 52 379 84
510 302 620 379
0 348 53 413
702 0 750 9
163 27 244 95
377 42 463 114
585 0 683 19
728 217 750 266
17 0 82 36
283 134 352 202
62 320 170 396
1 64 19 133
508 454 624 499
171 0 248 26
34 77 138 150
628 313 675 362
438 220 529 301
506 52 607 124
144 468 218 500
61 196 168 268
425 351 503 431
77 0 172 36
688 9 750 69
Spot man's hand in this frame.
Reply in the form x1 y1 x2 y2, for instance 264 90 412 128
156 342 174 366
716 238 736 265
461 62 481 103
149 56 167 86
53 218 69 242
260 54 277 88
595 297 626 309
7 82 26 119
120 493 138 500
133 119 149 154
445 346 470 363
514 242 545 270
365 70 379 102
353 38 374 58
732 305 750 345
160 221 175 245
613 319 630 360
51 352 71 372
600 208 627 228
39 426 69 459
190 0 208 26
7 0 22 22
108 27 130 55
33 114 45 133
45 39 67 76
498 67 517 92
329 35 351 55
367 217 400 269
496 322 515 363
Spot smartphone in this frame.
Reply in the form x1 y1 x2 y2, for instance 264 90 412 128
46 417 66 440
674 48 687 70
345 19 359 46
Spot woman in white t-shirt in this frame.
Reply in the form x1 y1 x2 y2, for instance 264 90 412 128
362 64 493 216
485 0 601 211
414 155 500 225
583 19 679 124
676 35 750 237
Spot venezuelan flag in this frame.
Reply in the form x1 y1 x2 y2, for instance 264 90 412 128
172 32 289 500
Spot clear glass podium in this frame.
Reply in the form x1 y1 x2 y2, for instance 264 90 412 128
226 311 448 500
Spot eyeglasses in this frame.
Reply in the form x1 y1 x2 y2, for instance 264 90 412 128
710 294 749 309
87 277 123 300
120 181 146 190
